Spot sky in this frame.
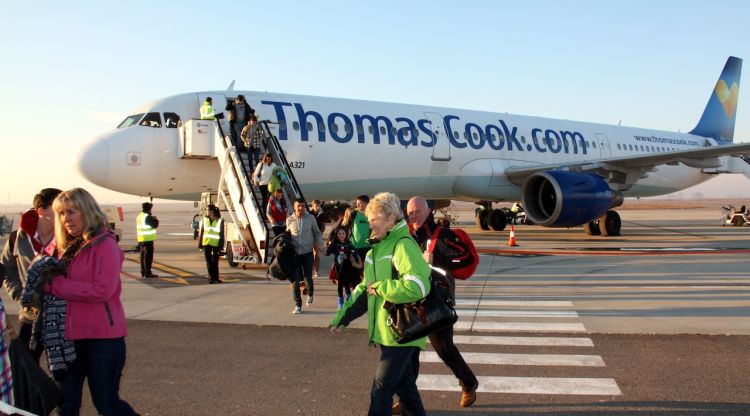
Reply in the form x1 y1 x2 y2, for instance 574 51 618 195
1 0 749 205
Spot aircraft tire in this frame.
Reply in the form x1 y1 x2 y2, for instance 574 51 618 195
732 216 744 226
475 209 490 231
583 221 600 235
226 242 239 268
488 209 508 231
598 211 621 236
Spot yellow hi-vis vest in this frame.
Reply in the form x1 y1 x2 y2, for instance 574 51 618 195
200 102 215 120
136 212 157 242
202 217 223 247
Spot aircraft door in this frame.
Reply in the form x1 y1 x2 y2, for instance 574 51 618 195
424 112 451 161
594 133 611 159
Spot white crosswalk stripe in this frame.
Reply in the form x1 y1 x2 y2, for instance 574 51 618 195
421 351 606 366
451 335 594 347
418 375 622 395
419 274 621 397
456 308 580 318
454 321 587 332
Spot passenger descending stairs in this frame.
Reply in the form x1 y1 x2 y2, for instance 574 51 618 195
211 120 306 264
417 265 622 398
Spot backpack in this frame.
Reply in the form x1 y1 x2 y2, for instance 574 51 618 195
427 226 478 280
268 232 295 281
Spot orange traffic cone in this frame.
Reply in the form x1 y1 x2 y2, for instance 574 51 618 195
508 225 519 247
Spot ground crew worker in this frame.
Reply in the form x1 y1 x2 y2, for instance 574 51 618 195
200 97 215 120
198 204 224 284
136 202 159 278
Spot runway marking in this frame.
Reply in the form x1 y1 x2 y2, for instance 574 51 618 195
478 248 750 256
456 309 579 318
450 335 594 347
421 351 605 366
418 374 622 395
164 232 195 236
124 258 194 278
160 277 189 285
454 321 586 332
456 299 573 307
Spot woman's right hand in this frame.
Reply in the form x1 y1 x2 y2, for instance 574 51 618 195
329 325 344 335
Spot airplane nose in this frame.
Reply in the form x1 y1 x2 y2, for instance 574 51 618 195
76 138 110 187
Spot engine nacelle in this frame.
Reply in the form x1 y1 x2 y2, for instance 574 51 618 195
522 171 623 227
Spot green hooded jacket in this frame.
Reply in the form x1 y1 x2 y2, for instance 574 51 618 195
329 220 431 349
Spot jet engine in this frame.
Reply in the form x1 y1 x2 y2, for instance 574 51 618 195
522 171 623 227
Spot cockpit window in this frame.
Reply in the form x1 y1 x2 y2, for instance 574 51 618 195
164 112 180 128
117 113 145 129
140 112 162 128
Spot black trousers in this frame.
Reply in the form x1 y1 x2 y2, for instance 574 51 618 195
412 325 478 391
139 241 154 276
203 245 221 282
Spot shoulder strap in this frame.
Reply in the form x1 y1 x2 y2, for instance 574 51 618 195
427 226 442 253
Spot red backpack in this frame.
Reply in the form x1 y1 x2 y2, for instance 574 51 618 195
427 226 478 280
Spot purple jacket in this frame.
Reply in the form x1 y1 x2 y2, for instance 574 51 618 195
50 229 127 340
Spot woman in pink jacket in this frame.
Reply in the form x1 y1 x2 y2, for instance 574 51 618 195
48 188 138 416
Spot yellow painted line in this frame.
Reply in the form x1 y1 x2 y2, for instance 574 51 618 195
124 257 193 278
160 277 190 285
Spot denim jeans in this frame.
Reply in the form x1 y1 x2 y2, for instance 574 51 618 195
412 325 478 391
58 338 137 416
370 345 424 416
291 251 314 307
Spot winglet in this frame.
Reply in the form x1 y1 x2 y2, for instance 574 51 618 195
690 56 742 143
226 80 236 92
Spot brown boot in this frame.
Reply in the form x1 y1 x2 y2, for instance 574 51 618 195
391 401 401 415
460 387 477 408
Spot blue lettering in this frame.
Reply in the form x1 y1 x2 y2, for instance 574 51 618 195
294 103 325 142
444 115 466 148
395 117 418 147
417 119 435 147
353 114 395 144
545 129 562 153
531 128 547 153
464 123 486 150
260 100 292 140
499 120 523 151
484 124 505 150
560 131 587 154
328 113 353 144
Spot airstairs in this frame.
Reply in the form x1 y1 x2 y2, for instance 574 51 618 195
180 117 306 266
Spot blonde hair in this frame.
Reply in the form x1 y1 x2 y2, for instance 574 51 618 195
53 188 108 252
365 192 403 222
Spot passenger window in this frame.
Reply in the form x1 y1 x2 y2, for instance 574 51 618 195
392 127 397 136
140 112 162 128
332 123 339 133
318 122 326 132
453 131 459 140
592 141 597 148
345 124 352 134
520 136 526 144
463 131 469 140
617 143 621 150
306 122 313 131
472 132 478 141
118 113 145 129
356 124 363 135
293 121 300 131
380 126 386 135
164 112 180 128
368 126 374 135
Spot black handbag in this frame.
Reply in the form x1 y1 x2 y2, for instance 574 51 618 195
9 338 63 415
382 241 458 344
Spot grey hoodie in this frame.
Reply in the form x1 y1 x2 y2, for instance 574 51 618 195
285 212 323 255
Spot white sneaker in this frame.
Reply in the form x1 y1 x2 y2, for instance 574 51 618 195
292 306 302 314
313 271 319 278
306 295 313 305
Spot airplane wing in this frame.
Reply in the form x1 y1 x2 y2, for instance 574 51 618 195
505 141 750 190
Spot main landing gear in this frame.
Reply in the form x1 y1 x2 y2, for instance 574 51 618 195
474 202 508 231
582 210 621 236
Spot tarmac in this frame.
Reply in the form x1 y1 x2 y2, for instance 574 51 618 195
0 203 748 415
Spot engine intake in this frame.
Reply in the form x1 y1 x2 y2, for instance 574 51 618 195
522 171 623 227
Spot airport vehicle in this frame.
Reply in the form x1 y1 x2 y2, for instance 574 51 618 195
101 206 124 242
721 204 749 226
77 57 749 262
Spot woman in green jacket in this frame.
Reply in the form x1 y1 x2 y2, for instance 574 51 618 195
330 192 431 416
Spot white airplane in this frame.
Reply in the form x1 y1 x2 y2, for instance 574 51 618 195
78 56 748 236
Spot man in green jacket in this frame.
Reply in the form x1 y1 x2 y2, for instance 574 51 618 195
330 192 431 416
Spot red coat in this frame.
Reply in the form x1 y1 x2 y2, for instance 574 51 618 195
50 229 127 340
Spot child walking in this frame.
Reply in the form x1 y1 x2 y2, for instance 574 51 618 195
326 227 362 309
